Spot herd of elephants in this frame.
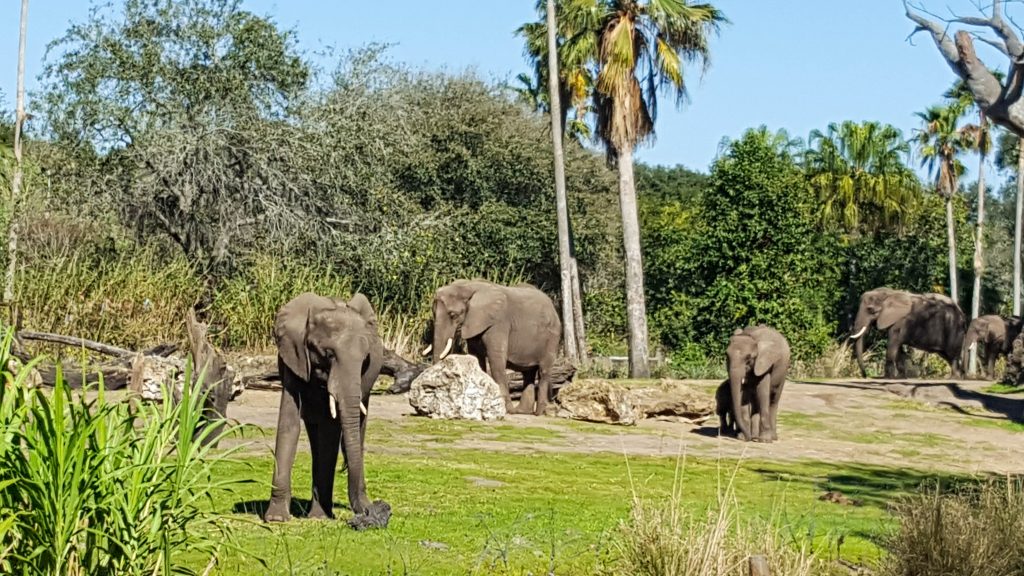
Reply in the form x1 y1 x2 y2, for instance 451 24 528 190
262 280 1018 528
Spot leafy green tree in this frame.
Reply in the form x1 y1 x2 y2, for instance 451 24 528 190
803 121 918 233
670 127 840 360
582 0 727 377
39 0 310 271
916 102 973 303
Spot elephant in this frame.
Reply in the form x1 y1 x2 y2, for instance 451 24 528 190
422 279 561 416
849 288 966 379
264 292 390 528
726 326 790 443
714 379 739 437
963 314 1023 379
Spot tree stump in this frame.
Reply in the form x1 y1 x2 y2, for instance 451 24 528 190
183 310 235 448
748 555 771 576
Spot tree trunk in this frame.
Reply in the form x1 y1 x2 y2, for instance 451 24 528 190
545 0 578 362
1016 137 1024 316
6 0 29 309
569 253 588 364
969 140 986 375
616 147 650 378
945 194 959 304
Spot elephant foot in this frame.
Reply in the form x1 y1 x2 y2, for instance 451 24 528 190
753 435 774 444
509 402 533 415
307 505 332 520
347 500 392 531
532 401 548 417
264 499 291 523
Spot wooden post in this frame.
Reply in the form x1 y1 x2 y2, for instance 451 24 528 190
748 555 771 576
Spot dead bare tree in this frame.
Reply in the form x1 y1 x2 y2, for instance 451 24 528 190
6 0 29 310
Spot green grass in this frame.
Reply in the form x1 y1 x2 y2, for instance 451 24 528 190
778 412 830 433
844 431 950 448
174 446 972 575
957 415 1024 433
982 382 1024 395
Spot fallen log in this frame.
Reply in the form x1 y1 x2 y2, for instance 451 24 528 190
240 348 430 393
18 330 135 357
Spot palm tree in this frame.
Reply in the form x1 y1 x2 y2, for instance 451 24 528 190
584 0 726 377
916 102 973 305
995 129 1024 316
803 121 919 234
6 0 29 309
946 80 993 375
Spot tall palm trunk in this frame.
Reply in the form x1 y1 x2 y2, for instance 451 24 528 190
545 0 578 361
616 146 650 378
945 193 959 305
969 133 986 375
6 0 29 310
1016 137 1024 316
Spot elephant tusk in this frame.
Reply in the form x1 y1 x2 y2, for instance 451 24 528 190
968 342 977 351
360 402 368 416
439 338 453 360
329 397 338 420
421 344 432 356
849 326 868 340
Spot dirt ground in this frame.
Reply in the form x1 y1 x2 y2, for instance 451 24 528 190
226 378 1024 475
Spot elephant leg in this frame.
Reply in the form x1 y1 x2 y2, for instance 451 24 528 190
303 414 325 519
768 379 785 441
308 418 340 520
485 345 514 413
884 333 902 378
753 374 772 443
511 369 537 415
987 350 997 380
533 342 559 416
468 339 488 373
266 380 301 522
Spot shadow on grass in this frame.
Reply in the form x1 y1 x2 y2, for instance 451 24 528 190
233 498 350 519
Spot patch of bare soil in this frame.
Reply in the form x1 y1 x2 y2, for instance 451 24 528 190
225 378 1024 474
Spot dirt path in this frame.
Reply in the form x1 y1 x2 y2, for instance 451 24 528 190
226 378 1024 474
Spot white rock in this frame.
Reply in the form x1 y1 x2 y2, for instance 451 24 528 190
408 354 506 421
138 356 186 401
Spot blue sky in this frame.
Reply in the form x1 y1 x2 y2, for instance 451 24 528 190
0 0 1012 178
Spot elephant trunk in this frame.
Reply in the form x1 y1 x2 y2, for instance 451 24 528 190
431 317 457 364
850 308 872 378
855 335 867 378
728 364 752 441
330 366 371 516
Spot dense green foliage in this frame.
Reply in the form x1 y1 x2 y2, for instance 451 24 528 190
0 334 241 574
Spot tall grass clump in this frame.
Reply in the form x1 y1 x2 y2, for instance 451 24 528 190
0 332 245 575
883 477 1024 576
17 246 201 349
615 459 825 576
211 253 353 350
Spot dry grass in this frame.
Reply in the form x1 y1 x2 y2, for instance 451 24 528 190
882 477 1024 576
615 455 826 576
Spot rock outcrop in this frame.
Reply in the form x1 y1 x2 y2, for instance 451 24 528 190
407 354 506 420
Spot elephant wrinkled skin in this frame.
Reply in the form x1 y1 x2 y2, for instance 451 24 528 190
963 314 1023 379
423 279 561 416
726 326 790 443
264 292 389 528
848 288 966 379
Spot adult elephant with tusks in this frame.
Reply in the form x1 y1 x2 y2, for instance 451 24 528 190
264 292 391 529
423 279 561 416
848 287 966 379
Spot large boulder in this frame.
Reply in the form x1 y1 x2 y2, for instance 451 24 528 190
408 355 506 420
631 379 714 423
555 379 641 425
554 379 715 426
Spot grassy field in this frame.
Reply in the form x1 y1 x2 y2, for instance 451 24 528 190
182 428 967 575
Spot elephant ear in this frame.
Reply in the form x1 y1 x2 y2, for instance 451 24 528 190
347 292 377 327
274 296 313 381
753 338 783 377
877 297 913 330
461 288 508 340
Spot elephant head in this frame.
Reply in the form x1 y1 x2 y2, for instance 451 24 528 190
963 315 1005 360
422 280 504 363
726 327 788 442
849 288 915 377
274 292 379 514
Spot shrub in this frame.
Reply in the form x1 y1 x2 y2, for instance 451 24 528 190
883 477 1024 576
0 332 244 574
615 461 826 576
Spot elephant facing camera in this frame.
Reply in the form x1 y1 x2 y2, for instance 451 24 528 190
346 500 392 530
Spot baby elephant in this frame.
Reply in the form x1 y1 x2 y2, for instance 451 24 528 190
726 325 791 443
715 380 738 437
